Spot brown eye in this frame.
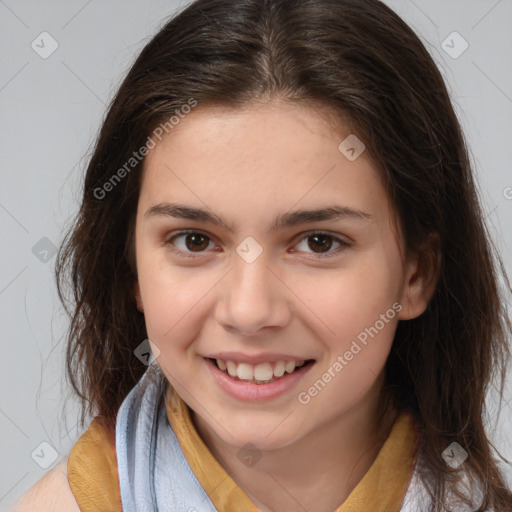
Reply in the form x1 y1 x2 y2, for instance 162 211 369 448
308 234 334 253
165 230 215 256
183 233 210 252
294 232 349 258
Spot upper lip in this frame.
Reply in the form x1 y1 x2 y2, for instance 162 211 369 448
206 352 314 365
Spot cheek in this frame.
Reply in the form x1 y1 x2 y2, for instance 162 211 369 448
290 261 400 345
296 290 397 419
136 253 213 355
288 261 399 406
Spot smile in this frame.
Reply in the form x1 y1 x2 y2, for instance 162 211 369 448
205 357 316 401
212 358 314 384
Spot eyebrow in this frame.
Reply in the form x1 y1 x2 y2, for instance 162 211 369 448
144 202 373 232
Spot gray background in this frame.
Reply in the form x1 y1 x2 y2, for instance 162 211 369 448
1 0 511 508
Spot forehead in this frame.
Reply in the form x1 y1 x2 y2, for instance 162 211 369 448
138 100 391 232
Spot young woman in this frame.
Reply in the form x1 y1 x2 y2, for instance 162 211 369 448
14 0 512 510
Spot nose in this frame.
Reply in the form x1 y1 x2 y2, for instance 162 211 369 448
214 253 292 336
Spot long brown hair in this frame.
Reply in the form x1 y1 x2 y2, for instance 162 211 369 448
55 0 512 509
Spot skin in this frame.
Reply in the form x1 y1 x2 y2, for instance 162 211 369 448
12 458 81 511
133 99 438 512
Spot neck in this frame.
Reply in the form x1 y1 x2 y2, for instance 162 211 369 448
192 375 398 512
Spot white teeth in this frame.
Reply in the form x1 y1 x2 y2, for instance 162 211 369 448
226 360 237 377
285 361 296 373
236 363 254 380
254 363 273 381
214 358 310 382
273 360 285 377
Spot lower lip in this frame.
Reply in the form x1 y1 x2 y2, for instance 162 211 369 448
205 358 314 401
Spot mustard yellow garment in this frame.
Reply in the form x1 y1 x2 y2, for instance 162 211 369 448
68 385 419 512
67 416 121 512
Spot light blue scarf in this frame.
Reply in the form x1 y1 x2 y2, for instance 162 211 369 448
115 364 218 512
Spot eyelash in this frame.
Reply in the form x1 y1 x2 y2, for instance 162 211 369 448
163 229 350 259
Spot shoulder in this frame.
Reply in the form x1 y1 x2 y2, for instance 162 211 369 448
11 457 81 512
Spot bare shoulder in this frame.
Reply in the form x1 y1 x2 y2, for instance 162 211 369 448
10 457 81 512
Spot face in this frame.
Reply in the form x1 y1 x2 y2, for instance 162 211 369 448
134 100 428 451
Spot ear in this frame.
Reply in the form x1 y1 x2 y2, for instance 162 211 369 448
398 233 441 320
134 281 144 313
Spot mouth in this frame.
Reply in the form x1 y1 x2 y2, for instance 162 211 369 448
207 357 316 385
